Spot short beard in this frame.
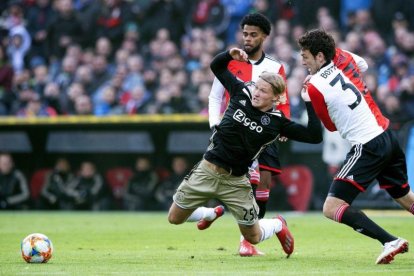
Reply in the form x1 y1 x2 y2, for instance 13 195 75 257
244 44 261 57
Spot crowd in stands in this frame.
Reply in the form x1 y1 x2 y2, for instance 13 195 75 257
0 153 191 210
1 0 414 210
0 0 413 129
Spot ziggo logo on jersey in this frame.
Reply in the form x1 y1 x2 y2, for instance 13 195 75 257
233 109 263 133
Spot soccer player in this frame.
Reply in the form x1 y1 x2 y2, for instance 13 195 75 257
168 47 322 258
209 12 290 256
298 29 414 264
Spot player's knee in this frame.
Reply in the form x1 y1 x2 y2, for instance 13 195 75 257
322 200 335 220
167 213 184 225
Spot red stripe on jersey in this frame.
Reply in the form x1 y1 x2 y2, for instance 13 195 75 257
224 60 253 106
363 93 389 130
334 177 365 192
334 48 389 130
223 57 291 118
379 183 408 189
228 60 253 81
307 83 337 131
334 48 366 92
258 164 282 174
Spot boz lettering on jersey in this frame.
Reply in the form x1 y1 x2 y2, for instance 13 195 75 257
233 109 263 133
321 65 335 79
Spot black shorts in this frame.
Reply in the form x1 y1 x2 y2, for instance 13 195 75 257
328 129 410 203
258 142 282 175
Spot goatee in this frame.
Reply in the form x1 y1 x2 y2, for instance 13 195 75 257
244 44 261 56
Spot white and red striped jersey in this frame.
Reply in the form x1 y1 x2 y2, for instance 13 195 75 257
307 49 389 145
209 52 290 128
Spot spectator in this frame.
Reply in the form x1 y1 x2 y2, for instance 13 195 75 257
89 55 111 94
54 55 78 92
340 0 372 32
0 153 29 210
93 64 127 109
220 0 253 44
73 94 93 115
123 54 144 92
47 0 84 60
123 85 151 114
140 0 187 45
10 69 32 113
40 158 75 209
16 94 56 117
43 81 67 115
0 45 14 115
286 77 306 121
94 37 113 62
26 0 55 64
167 83 191 113
93 0 134 50
193 82 211 115
74 65 94 95
67 161 106 210
31 64 48 97
155 156 189 210
66 82 85 114
380 94 410 130
7 23 31 73
400 76 414 120
123 157 158 211
94 85 123 116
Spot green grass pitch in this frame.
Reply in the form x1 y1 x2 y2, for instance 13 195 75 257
0 211 413 275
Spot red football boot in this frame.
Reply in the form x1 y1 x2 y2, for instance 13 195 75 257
275 215 294 257
197 205 225 230
239 238 265 257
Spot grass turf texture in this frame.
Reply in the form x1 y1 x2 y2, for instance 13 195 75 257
0 211 413 275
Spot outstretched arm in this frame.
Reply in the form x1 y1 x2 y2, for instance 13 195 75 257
280 88 323 144
210 48 248 97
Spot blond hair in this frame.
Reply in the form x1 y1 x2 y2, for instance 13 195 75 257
258 71 287 104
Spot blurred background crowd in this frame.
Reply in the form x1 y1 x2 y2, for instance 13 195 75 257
0 0 413 127
1 0 414 211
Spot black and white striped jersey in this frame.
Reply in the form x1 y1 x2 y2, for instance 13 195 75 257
204 51 322 176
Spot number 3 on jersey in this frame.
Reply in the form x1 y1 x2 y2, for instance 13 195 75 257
329 73 362 110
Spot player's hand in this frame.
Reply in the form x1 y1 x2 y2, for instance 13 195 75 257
278 136 288 142
229 48 248 62
301 87 311 102
301 75 312 102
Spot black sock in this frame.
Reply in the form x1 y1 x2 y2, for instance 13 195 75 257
341 206 396 244
256 200 267 219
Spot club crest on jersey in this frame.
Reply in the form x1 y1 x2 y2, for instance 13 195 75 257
261 115 270 125
233 109 263 133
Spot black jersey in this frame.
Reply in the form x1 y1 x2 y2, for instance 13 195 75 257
204 51 322 176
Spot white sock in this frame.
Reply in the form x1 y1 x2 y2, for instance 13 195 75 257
186 207 216 222
258 218 282 242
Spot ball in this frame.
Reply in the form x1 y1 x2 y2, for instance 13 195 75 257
21 233 53 263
